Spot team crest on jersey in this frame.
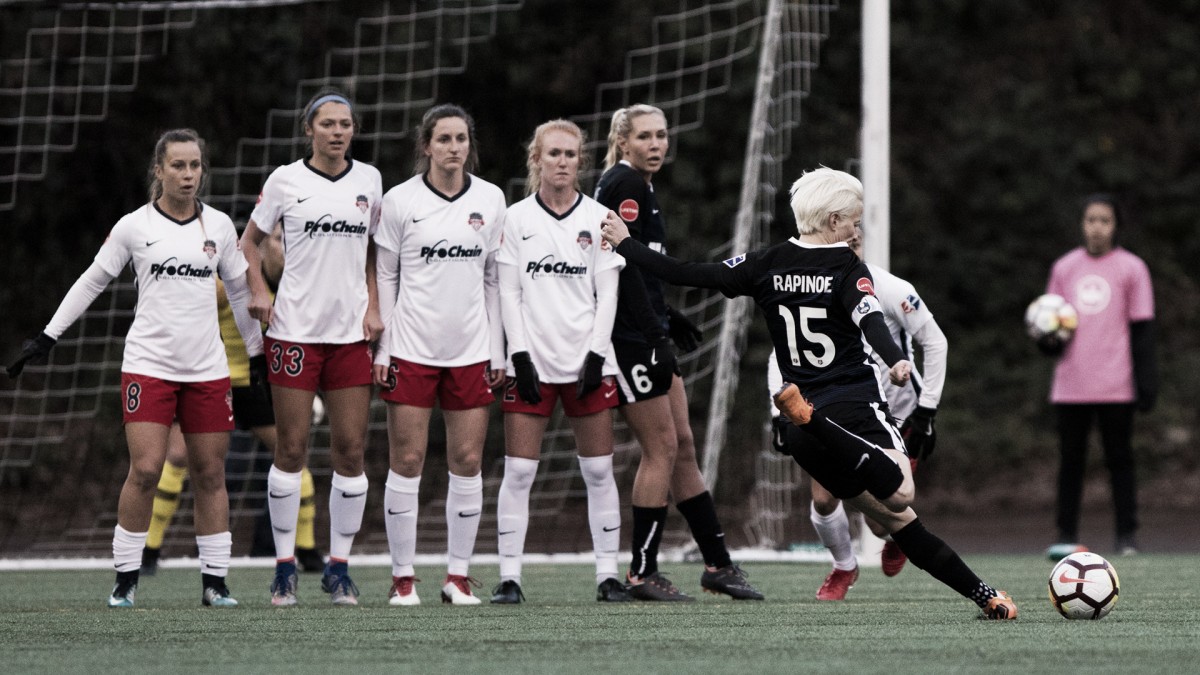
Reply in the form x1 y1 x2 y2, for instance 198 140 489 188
356 194 369 213
722 253 747 268
203 239 217 259
468 212 485 231
577 230 592 250
618 199 639 222
856 277 875 294
901 293 921 313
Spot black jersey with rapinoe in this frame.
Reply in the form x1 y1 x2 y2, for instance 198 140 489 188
594 162 668 343
618 236 888 409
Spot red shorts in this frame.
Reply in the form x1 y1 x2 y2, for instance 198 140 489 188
265 337 373 392
121 372 234 433
380 358 495 410
500 376 618 418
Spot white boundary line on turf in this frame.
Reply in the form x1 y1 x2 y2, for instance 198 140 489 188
0 547 846 571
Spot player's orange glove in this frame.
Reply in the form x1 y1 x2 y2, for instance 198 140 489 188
773 383 813 426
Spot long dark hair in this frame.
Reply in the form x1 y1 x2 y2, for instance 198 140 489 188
413 103 479 176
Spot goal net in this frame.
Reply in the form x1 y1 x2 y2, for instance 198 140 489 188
0 0 838 560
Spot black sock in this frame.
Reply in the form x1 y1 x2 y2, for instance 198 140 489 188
115 569 139 585
202 573 226 590
890 518 997 608
676 491 732 568
629 505 668 578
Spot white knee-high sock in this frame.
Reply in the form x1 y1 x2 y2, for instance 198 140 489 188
196 531 232 578
328 472 368 563
384 471 421 578
810 500 857 570
113 525 147 573
578 454 621 583
445 472 483 577
496 457 539 583
267 465 303 562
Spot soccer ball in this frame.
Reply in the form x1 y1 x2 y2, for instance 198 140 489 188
1047 552 1119 620
1025 293 1079 344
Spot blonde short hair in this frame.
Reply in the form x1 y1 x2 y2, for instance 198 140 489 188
788 167 863 236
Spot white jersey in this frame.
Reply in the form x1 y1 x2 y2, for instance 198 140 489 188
865 262 935 419
376 174 506 367
249 158 382 344
95 203 248 381
498 193 625 383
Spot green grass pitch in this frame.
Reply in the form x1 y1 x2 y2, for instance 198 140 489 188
2 556 1198 674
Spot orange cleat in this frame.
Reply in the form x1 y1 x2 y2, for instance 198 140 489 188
815 566 858 601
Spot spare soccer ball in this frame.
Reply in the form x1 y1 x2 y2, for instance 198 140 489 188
1048 551 1119 620
1025 293 1078 344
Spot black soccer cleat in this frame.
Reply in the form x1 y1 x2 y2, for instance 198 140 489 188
490 579 525 604
296 547 325 573
140 547 160 577
626 572 694 602
701 563 764 600
596 577 632 602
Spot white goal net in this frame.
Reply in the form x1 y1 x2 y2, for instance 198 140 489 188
0 0 838 559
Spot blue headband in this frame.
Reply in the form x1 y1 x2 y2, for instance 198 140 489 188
307 94 352 123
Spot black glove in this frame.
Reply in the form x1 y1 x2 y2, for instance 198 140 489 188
577 351 606 400
900 406 937 461
666 306 702 353
7 332 56 378
248 353 272 407
770 415 790 455
511 351 542 404
1036 333 1065 357
648 337 677 382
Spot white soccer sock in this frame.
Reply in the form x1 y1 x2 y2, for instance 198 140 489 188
810 500 857 571
496 457 539 583
328 472 369 562
267 465 303 561
112 524 147 573
384 471 421 578
578 454 621 583
196 531 232 579
445 471 483 577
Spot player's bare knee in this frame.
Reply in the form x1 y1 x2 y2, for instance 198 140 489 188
812 491 840 515
126 464 163 493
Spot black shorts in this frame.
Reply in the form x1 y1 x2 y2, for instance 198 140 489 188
783 400 905 500
231 385 274 430
611 338 677 404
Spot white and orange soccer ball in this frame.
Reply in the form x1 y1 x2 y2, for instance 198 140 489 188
1025 293 1079 345
1048 551 1120 620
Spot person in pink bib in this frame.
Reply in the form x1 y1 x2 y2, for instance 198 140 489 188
1041 193 1156 558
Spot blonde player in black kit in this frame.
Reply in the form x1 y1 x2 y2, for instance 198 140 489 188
593 105 761 601
601 167 1018 620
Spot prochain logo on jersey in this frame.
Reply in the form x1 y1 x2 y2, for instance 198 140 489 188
149 256 213 281
420 239 483 264
303 213 368 239
526 255 588 279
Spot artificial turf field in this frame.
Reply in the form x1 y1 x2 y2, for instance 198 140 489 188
2 555 1198 674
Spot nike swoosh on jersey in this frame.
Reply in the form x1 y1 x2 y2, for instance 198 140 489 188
650 349 659 366
457 510 481 518
387 508 412 516
341 491 367 499
855 453 870 470
145 240 162 247
652 209 660 214
498 530 516 536
521 234 536 240
604 389 616 399
297 196 314 203
602 525 619 532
